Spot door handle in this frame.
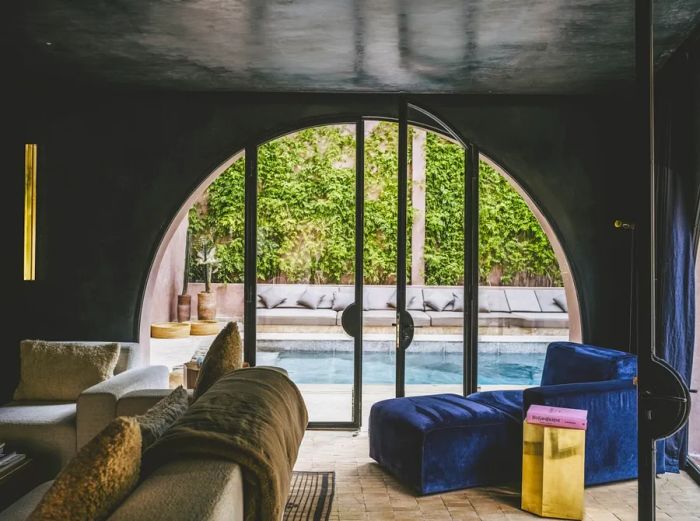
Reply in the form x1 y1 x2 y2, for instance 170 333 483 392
397 309 414 351
340 302 361 338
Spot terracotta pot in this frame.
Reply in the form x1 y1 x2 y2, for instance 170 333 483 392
177 294 192 323
197 291 217 320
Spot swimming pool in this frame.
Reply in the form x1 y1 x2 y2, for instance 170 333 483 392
256 351 545 386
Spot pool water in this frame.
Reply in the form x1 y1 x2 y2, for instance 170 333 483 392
257 351 545 386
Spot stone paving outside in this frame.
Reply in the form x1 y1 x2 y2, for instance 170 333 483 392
295 431 700 521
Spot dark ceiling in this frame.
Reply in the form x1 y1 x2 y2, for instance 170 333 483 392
13 0 700 94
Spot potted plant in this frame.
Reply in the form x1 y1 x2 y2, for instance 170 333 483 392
177 230 193 322
195 237 219 320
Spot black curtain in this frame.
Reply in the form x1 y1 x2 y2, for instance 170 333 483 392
655 48 697 472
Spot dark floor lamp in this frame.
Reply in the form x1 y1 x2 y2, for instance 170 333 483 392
614 219 637 354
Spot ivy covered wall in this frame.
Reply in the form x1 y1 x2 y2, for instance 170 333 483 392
189 122 562 286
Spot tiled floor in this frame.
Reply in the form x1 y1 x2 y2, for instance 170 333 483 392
294 431 700 521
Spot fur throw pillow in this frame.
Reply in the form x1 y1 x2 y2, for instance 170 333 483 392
28 417 142 521
193 322 243 400
14 341 120 401
134 386 189 451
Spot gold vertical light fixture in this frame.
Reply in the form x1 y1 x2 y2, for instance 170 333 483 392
24 144 37 281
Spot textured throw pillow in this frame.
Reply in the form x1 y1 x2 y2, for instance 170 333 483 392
332 291 354 311
451 293 490 313
193 322 243 400
28 417 142 521
423 289 456 312
134 386 189 450
387 290 416 309
14 341 120 401
258 287 287 309
297 288 325 309
553 296 568 312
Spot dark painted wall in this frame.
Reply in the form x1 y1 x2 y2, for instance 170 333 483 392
1 89 644 402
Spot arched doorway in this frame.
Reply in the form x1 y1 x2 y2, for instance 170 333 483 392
142 108 580 427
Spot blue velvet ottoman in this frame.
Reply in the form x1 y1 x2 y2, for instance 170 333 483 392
369 393 521 495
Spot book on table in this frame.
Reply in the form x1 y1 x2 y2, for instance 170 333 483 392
0 451 27 479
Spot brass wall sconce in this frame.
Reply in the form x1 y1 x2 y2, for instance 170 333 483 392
24 144 37 281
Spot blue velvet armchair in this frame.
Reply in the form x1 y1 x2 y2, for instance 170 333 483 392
470 341 665 486
370 341 663 494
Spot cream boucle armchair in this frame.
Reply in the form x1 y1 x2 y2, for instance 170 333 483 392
0 341 168 477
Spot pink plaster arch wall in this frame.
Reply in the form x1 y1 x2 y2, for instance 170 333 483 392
139 150 244 360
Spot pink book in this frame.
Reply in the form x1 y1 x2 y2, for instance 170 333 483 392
526 405 588 430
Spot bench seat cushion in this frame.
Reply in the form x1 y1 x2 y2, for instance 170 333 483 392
256 308 337 326
369 394 521 494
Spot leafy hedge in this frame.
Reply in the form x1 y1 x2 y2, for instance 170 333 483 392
188 122 561 286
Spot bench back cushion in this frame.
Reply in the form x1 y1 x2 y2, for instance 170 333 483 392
540 342 637 386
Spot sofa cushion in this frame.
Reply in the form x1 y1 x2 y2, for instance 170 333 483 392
481 289 510 312
408 310 431 327
258 308 338 326
362 310 396 326
134 386 189 451
258 286 287 308
554 295 568 312
108 458 243 521
387 289 418 309
296 288 325 309
535 289 566 313
28 417 142 521
540 342 637 386
363 287 394 310
332 291 354 311
0 402 77 476
426 311 462 327
14 341 120 402
505 289 541 312
316 287 339 309
117 389 195 418
423 289 455 312
510 312 569 328
193 322 243 401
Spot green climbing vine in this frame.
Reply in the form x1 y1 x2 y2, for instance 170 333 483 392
188 122 562 286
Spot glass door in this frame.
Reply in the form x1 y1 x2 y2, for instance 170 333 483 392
395 102 479 398
244 123 364 428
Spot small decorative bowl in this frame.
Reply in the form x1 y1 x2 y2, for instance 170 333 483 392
189 320 221 336
150 322 191 339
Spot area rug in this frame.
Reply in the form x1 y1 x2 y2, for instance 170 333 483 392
284 471 335 521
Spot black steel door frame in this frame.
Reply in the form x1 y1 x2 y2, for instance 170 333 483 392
396 100 480 398
244 121 365 430
244 108 480 427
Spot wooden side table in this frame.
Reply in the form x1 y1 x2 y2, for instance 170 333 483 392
0 458 45 512
184 361 201 389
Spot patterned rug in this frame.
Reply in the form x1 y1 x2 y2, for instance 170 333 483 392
284 471 335 521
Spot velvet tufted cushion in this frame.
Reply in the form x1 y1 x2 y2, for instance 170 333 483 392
467 389 524 421
540 342 637 385
369 394 521 494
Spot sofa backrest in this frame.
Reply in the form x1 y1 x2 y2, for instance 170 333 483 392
256 284 339 309
540 342 637 386
254 283 568 314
